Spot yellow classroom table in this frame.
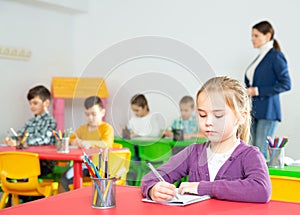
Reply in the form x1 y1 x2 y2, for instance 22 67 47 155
269 165 300 203
269 166 300 202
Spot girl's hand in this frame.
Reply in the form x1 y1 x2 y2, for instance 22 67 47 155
149 181 177 202
178 182 199 195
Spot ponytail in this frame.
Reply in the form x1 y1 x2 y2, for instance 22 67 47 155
273 39 281 51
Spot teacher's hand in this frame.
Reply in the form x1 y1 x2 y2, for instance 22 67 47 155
247 87 259 97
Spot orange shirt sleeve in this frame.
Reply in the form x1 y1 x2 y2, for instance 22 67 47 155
98 122 114 148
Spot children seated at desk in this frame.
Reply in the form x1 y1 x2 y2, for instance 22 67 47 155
126 94 164 138
70 96 113 149
163 95 199 140
141 76 271 203
59 96 114 192
3 85 57 176
4 85 56 146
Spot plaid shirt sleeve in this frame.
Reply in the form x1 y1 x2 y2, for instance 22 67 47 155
168 115 198 134
168 118 182 130
22 113 57 145
183 115 198 134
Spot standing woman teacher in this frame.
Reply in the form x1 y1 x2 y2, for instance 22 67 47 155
245 20 291 159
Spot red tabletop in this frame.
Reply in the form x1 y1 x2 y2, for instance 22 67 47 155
0 145 101 189
1 185 300 215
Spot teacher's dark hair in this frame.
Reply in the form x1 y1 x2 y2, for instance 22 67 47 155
253 21 281 51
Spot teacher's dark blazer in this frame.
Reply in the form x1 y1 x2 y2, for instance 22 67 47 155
245 47 291 121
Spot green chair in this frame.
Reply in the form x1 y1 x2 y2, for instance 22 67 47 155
118 140 136 159
40 160 73 182
136 142 172 186
117 140 140 185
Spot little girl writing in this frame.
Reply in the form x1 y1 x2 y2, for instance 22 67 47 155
141 76 271 203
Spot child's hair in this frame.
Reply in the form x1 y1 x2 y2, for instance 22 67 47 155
27 85 51 102
130 94 149 111
196 76 251 143
84 96 104 109
180 95 195 108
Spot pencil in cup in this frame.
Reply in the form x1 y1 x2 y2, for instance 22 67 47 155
52 129 72 140
92 178 105 207
20 131 29 143
92 177 116 209
83 153 116 208
278 137 288 148
97 148 109 178
266 136 289 148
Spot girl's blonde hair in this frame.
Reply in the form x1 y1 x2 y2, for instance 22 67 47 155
196 76 252 143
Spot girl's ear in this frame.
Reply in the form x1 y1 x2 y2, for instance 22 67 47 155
238 111 247 125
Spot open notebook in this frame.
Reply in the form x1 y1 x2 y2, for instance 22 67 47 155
142 190 210 206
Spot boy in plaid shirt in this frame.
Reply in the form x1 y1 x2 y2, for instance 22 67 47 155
4 85 57 176
163 96 199 139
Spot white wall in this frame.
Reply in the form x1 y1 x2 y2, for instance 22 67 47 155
0 0 73 137
70 0 300 158
1 0 300 159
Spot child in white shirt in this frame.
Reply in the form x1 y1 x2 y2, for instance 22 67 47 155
127 94 163 137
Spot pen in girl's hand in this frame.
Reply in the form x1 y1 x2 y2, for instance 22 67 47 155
147 162 179 200
147 162 165 182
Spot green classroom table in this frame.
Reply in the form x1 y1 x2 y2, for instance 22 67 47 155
268 165 300 178
114 136 207 186
114 136 208 157
114 136 207 147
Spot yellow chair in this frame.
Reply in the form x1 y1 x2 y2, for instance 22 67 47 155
93 149 131 185
0 152 58 208
69 148 131 190
270 175 300 203
112 142 123 149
